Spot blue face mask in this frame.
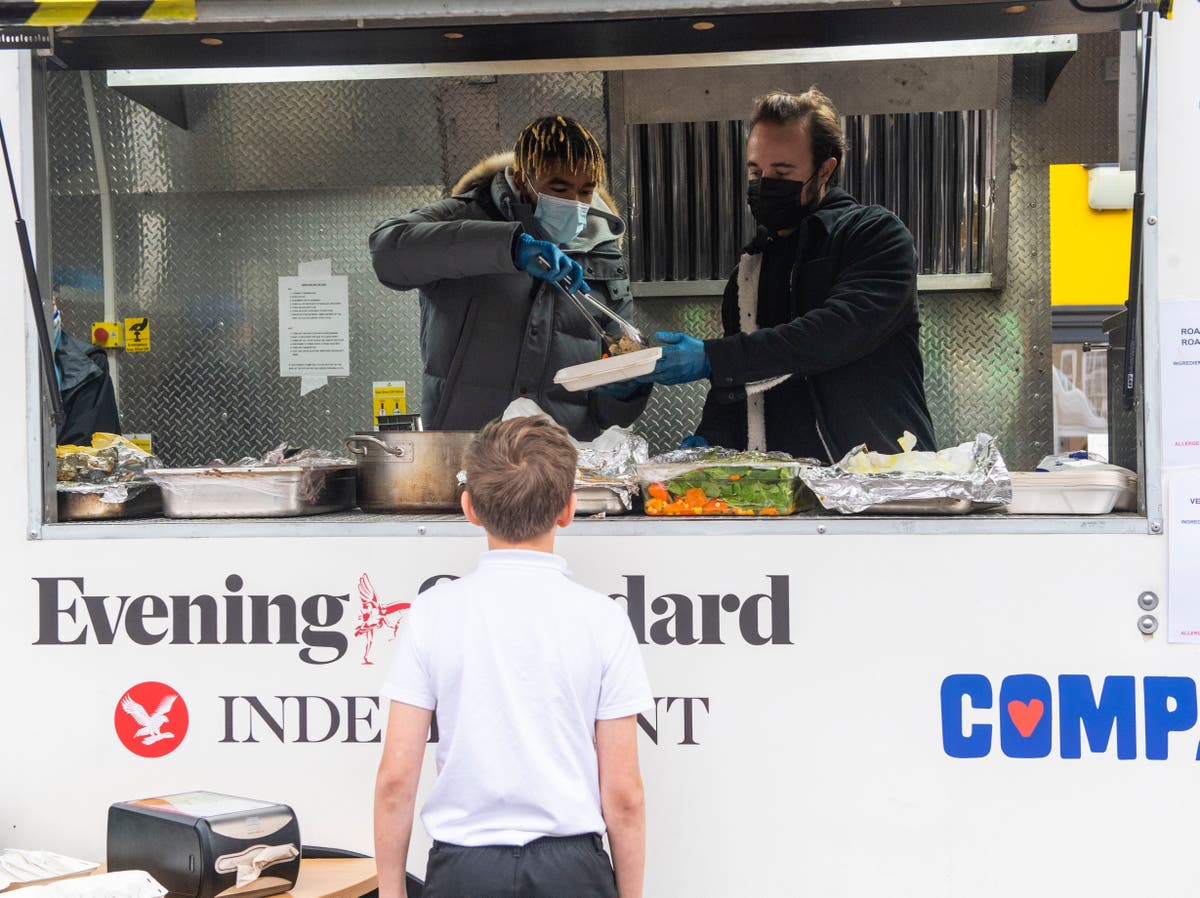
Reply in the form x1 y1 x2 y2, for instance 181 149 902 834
531 188 590 246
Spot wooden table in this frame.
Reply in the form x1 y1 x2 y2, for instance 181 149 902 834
83 858 378 898
287 858 377 898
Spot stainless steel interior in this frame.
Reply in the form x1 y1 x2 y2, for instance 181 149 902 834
42 32 1118 472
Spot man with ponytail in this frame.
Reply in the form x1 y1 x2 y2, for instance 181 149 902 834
630 88 935 462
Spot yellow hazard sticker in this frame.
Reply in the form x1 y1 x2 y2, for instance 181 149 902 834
124 316 151 353
142 0 196 21
27 2 98 26
24 0 195 26
372 381 407 427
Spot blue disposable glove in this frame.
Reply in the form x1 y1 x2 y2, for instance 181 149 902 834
513 232 590 294
595 379 642 401
680 434 709 449
637 331 711 385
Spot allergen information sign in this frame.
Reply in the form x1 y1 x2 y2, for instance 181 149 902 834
1158 299 1200 468
278 276 350 378
1168 472 1200 642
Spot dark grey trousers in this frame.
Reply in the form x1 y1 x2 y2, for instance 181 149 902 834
422 832 618 898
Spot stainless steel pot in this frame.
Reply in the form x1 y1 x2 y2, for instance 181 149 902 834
344 430 476 512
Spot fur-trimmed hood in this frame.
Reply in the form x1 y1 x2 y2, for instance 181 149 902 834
451 151 621 215
451 151 624 251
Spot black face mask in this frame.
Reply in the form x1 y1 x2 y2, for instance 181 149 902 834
747 176 813 232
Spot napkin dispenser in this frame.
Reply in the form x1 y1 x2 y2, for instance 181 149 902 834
107 791 300 898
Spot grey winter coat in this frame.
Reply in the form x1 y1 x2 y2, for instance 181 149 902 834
369 157 651 439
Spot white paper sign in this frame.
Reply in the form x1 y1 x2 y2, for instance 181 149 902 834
1168 473 1200 642
1158 299 1200 468
278 274 349 378
294 259 334 395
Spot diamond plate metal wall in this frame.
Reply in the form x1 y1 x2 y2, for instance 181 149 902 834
46 71 607 465
631 298 723 455
499 72 608 149
917 30 1119 470
45 40 1117 468
49 74 445 195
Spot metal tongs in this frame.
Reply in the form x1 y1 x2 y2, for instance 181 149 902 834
537 256 647 347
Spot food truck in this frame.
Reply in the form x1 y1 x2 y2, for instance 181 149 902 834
1 0 1198 893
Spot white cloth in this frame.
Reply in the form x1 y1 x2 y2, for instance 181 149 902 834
12 872 165 898
381 549 653 847
735 252 792 451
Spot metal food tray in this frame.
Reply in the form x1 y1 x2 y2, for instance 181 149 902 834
864 497 976 514
574 485 628 516
57 480 162 521
147 464 356 518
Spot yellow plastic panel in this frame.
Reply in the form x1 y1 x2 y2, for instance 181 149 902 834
1049 163 1133 306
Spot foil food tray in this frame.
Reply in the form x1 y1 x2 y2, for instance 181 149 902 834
801 433 1012 515
147 464 356 518
57 479 162 521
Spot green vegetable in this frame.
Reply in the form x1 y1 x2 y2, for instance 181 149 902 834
664 465 800 514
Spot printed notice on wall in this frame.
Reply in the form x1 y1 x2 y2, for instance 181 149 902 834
278 275 349 379
1159 299 1200 468
1168 473 1200 642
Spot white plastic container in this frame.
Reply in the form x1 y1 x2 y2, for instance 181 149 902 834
574 485 628 515
553 347 662 392
1008 469 1137 514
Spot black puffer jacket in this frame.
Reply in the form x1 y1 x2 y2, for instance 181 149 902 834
369 155 650 438
698 188 935 461
55 331 120 446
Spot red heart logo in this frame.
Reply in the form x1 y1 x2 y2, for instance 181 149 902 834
1007 699 1045 738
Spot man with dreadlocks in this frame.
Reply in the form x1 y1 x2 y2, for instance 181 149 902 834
369 115 650 437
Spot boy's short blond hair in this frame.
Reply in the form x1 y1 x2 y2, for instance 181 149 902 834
463 417 578 543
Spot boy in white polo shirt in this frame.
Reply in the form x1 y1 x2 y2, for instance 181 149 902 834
374 416 652 898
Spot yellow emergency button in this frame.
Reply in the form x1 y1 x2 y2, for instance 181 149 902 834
91 321 123 348
124 316 151 353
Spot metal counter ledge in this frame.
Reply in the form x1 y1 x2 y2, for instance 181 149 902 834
38 510 1152 539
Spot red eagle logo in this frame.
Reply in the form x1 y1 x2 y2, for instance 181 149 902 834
114 681 189 758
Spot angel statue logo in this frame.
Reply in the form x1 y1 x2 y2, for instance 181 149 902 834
355 573 410 666
114 681 189 758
